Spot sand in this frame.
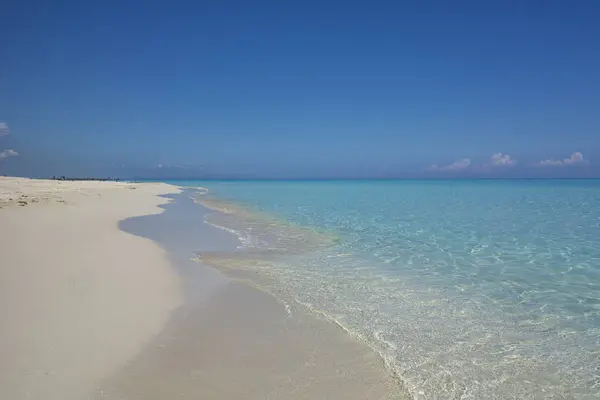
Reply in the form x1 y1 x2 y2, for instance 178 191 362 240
101 190 410 400
0 177 183 399
94 281 409 400
0 178 407 399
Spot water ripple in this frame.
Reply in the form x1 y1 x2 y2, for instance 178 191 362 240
189 180 600 399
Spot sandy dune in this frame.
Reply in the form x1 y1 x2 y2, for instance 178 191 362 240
0 178 182 399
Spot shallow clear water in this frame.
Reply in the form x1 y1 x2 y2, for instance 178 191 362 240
173 180 600 399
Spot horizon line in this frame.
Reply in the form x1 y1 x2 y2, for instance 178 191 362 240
132 177 600 182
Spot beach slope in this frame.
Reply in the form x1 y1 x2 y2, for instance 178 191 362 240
0 178 182 399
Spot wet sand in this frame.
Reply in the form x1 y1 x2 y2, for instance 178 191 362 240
95 281 406 400
100 191 409 399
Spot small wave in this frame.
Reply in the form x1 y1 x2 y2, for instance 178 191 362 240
204 220 268 250
326 253 352 258
196 194 339 255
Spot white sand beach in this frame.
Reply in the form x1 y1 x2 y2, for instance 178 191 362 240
0 177 407 400
0 178 182 399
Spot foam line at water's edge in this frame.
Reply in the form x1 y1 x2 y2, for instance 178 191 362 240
193 198 414 398
180 181 600 399
191 191 415 398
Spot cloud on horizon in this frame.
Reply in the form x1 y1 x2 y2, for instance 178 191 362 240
490 153 516 166
0 149 19 160
0 122 9 137
429 153 517 172
429 158 472 171
536 152 588 166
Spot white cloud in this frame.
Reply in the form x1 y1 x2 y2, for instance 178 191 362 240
563 152 585 165
0 149 19 160
490 153 516 166
537 152 588 166
429 158 471 171
538 159 562 166
0 122 9 137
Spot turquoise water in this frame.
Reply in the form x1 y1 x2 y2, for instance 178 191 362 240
175 180 600 399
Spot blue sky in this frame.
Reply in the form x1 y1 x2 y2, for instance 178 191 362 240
1 0 599 178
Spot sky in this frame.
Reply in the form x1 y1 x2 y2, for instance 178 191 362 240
1 0 599 179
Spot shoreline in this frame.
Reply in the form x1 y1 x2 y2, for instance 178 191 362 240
101 189 410 399
180 181 599 399
1 178 409 399
0 177 183 399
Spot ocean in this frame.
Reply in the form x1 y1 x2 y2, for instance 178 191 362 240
172 179 600 399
